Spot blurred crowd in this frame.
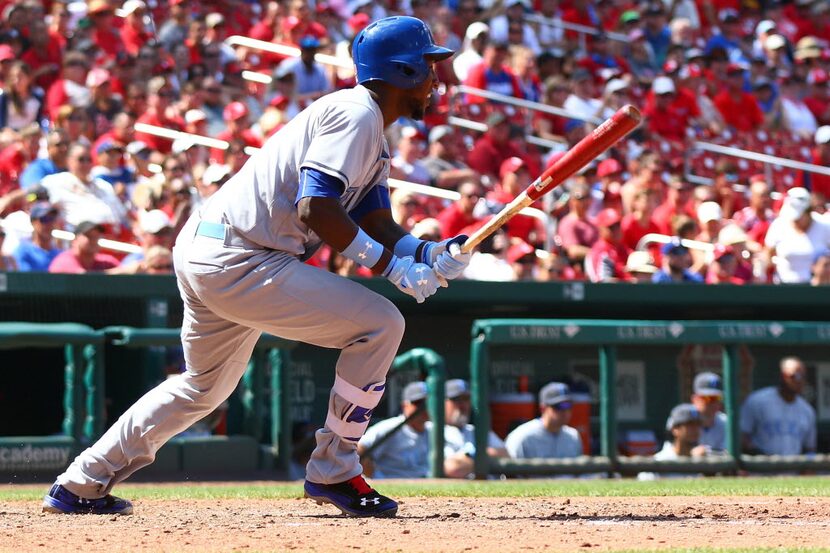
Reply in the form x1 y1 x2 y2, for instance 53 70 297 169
0 0 829 284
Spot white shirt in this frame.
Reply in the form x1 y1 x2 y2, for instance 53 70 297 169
504 418 583 459
453 50 483 82
359 415 430 478
765 213 830 283
41 172 128 228
276 58 333 97
564 95 602 122
781 98 818 136
488 16 542 55
443 423 506 457
199 86 390 259
740 386 816 455
700 411 728 453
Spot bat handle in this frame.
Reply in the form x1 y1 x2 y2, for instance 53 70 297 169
460 191 534 254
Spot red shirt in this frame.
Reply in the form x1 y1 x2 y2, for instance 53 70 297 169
643 88 701 141
248 20 274 42
135 112 184 154
466 134 526 181
0 144 25 197
586 238 631 282
44 78 71 121
210 129 263 163
92 27 124 61
652 200 695 235
48 250 120 273
621 213 660 251
713 90 764 132
437 203 482 239
20 38 63 90
803 96 830 126
463 62 523 104
486 188 539 244
120 23 152 56
797 149 830 199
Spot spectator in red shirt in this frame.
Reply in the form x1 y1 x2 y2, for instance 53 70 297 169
283 0 329 46
45 52 91 122
798 125 830 198
711 159 745 219
437 181 485 239
533 75 571 142
705 244 746 284
467 111 527 183
19 19 62 91
486 157 544 245
555 180 598 264
621 188 660 251
248 1 281 42
643 76 701 141
0 123 41 199
210 102 263 164
585 208 631 282
120 0 153 57
803 69 830 125
733 176 775 245
87 0 125 62
652 176 696 235
562 0 601 43
713 64 765 132
48 221 120 274
464 40 523 104
134 77 183 154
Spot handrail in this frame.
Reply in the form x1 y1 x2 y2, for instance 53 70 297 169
453 84 605 125
691 140 830 177
134 122 260 155
524 13 630 43
225 35 353 69
446 115 565 151
635 233 715 253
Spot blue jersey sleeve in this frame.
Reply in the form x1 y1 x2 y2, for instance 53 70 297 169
295 167 346 206
348 184 391 223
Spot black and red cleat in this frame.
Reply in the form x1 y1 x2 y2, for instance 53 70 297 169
304 475 398 517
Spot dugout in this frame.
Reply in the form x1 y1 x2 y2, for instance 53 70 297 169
1 273 830 477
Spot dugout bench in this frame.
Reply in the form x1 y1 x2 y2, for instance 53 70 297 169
470 319 830 479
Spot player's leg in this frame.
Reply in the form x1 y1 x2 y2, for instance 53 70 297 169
204 252 404 516
44 255 261 514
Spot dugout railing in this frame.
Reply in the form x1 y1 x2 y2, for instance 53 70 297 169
470 319 830 479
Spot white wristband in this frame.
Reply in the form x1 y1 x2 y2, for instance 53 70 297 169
393 234 424 259
341 227 383 269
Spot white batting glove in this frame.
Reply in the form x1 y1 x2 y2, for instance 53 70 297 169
420 234 468 266
384 255 447 303
433 241 472 281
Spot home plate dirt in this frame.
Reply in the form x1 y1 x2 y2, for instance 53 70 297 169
2 496 829 552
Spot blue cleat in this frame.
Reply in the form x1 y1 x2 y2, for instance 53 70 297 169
42 484 134 515
304 475 398 517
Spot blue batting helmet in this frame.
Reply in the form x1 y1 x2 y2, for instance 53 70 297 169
352 16 454 90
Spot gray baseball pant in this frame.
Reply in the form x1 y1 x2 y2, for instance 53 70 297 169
56 216 404 498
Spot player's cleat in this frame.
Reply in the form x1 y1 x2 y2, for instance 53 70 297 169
42 484 134 515
304 475 398 517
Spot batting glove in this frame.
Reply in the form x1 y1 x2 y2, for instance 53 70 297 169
384 255 447 303
420 234 468 266
432 241 472 281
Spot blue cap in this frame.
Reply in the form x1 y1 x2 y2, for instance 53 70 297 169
666 403 701 430
299 35 321 49
403 381 428 403
445 379 470 399
30 202 58 221
539 382 571 406
661 237 687 255
693 372 723 396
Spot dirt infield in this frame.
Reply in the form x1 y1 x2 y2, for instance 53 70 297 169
2 493 830 552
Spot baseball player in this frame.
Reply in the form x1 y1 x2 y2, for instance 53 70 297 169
43 16 469 518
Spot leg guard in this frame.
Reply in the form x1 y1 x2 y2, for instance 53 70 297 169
324 375 386 442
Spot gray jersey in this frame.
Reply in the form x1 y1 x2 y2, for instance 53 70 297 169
199 85 390 259
740 387 816 455
700 412 728 453
504 418 583 459
359 415 429 479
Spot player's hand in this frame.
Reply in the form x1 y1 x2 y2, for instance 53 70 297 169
433 241 472 281
420 234 467 265
384 255 447 303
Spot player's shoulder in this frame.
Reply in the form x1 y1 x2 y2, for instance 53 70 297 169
561 425 582 440
317 87 380 122
506 417 543 440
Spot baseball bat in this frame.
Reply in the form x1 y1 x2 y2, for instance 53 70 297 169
460 105 642 254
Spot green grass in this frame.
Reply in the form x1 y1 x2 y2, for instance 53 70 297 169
2 476 829 502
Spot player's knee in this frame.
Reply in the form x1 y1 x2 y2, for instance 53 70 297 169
378 301 405 343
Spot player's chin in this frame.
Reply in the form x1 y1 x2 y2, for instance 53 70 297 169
409 105 426 121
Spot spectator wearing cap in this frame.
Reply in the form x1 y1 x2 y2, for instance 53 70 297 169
47 221 120 273
18 19 62 91
44 52 91 122
454 21 490 82
533 76 571 143
285 0 329 45
704 9 745 63
157 0 191 53
198 163 231 200
779 73 817 138
134 77 184 155
119 0 151 56
90 141 135 198
562 69 600 123
717 223 756 282
442 378 509 478
390 189 424 233
87 0 124 61
466 111 527 183
580 34 631 85
652 238 704 283
464 39 524 106
204 12 241 71
621 188 660 252
437 180 485 239
652 176 696 236
489 0 542 56
636 404 707 480
555 180 598 264
713 64 766 133
274 35 333 108
0 61 44 132
19 129 70 190
585 207 631 282
124 141 155 184
705 243 745 284
91 112 135 167
764 187 830 283
642 4 672 66
357 381 431 479
87 67 121 132
505 382 583 460
741 356 816 456
642 76 702 142
733 176 774 245
209 102 263 164
596 78 632 121
625 251 658 282
121 209 174 266
507 239 538 280
760 33 791 72
390 126 431 187
421 125 478 191
695 200 723 245
41 143 128 230
12 202 62 272
798 126 830 198
0 124 42 203
690 372 728 453
485 157 543 245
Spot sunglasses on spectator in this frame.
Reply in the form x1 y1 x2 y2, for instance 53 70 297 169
165 165 185 173
37 214 58 224
150 263 174 271
74 156 92 162
698 395 721 403
462 192 480 199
